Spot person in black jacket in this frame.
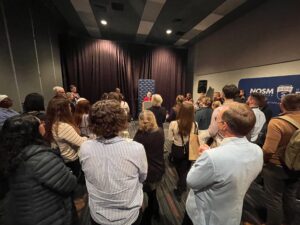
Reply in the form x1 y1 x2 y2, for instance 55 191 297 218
0 114 77 225
149 94 167 129
134 110 165 225
166 95 185 123
195 97 213 130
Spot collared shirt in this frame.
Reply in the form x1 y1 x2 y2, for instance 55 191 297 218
79 137 147 225
0 107 19 129
250 107 266 142
186 137 263 225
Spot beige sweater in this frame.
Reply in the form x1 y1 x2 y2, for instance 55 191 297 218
52 122 87 162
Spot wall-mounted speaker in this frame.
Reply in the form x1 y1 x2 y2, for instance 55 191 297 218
198 80 207 93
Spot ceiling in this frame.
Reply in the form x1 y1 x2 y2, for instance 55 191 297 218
52 0 266 48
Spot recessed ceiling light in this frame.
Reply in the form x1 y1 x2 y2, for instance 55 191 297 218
166 29 172 35
100 20 107 25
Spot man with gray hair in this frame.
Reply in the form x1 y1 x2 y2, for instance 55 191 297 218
53 86 65 98
185 102 263 225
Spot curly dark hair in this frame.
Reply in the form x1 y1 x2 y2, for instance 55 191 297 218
107 92 121 102
0 114 45 173
89 100 128 138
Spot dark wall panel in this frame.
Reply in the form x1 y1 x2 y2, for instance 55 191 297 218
32 3 56 104
4 0 41 101
0 0 64 111
0 2 21 110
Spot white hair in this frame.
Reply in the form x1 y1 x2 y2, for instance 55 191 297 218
53 86 64 94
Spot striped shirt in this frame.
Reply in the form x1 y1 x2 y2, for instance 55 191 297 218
79 137 148 225
52 122 87 162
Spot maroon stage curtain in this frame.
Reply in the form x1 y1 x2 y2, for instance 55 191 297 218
60 36 187 117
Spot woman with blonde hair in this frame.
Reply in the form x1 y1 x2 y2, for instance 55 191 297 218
212 100 222 110
149 94 167 128
168 101 195 201
134 110 165 225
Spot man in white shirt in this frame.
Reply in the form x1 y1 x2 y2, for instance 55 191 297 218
186 102 263 225
246 92 266 142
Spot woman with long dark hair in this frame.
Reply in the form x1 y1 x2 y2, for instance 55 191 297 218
1 114 77 225
168 101 195 201
45 97 87 177
134 110 165 225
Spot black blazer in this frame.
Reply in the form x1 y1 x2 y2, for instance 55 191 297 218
134 128 165 183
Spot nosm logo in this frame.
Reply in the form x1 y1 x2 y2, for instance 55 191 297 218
250 88 274 95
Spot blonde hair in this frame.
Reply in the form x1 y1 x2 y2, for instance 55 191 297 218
151 94 163 106
212 100 221 110
202 97 212 107
138 110 158 132
53 86 64 94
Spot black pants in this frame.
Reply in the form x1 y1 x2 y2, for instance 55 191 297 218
263 163 300 225
182 211 193 225
171 144 190 192
141 188 159 225
66 159 81 177
91 208 143 225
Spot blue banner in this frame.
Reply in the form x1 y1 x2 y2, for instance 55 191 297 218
138 79 155 113
238 75 300 116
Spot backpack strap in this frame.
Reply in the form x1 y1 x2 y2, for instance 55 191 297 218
177 120 188 154
278 116 300 130
193 122 199 135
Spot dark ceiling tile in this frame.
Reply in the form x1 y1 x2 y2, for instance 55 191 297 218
146 0 225 45
91 0 146 42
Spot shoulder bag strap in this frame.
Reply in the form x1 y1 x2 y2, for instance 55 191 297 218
180 133 187 154
178 121 187 154
194 122 199 134
278 116 300 129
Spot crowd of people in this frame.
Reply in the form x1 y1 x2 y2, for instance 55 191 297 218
0 83 299 225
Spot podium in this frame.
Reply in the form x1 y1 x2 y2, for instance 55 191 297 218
142 101 152 111
138 79 155 113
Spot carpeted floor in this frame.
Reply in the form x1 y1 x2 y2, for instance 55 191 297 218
78 121 188 225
